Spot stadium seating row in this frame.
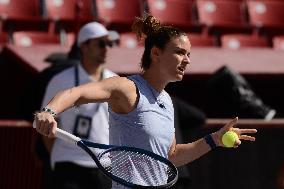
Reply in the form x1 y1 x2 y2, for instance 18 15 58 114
120 32 284 50
0 0 94 33
0 0 284 35
0 0 284 50
0 31 283 51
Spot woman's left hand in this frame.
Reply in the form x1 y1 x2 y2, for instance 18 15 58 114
212 117 258 148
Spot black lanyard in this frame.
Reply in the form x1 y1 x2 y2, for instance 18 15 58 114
75 64 80 87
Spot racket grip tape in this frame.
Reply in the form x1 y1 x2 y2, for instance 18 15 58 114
55 128 81 145
32 121 81 145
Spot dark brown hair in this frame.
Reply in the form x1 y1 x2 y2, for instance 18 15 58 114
132 14 186 70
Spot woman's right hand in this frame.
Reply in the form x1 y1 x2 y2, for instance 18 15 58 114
34 111 57 138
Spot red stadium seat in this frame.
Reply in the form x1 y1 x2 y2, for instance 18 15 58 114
0 0 44 32
44 0 76 18
221 34 269 49
77 0 95 21
187 33 216 47
247 0 284 36
95 0 143 32
12 31 61 47
273 36 284 51
250 0 284 1
196 0 251 35
147 0 201 32
119 32 143 49
44 0 94 33
203 0 243 1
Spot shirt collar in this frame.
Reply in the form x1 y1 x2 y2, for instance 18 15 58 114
77 63 105 83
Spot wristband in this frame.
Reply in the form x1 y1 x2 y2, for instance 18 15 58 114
204 134 217 150
42 107 57 117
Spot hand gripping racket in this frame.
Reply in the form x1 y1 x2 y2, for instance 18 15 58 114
33 122 178 188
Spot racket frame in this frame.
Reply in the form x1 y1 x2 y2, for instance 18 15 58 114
78 140 178 188
33 122 178 188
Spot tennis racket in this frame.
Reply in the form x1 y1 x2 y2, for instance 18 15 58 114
33 122 178 188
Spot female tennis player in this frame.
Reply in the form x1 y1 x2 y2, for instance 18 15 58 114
34 14 257 188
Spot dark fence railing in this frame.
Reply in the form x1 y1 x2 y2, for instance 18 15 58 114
1 119 284 189
0 120 43 189
183 119 284 189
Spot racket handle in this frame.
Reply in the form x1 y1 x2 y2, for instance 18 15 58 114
55 128 81 145
32 121 81 145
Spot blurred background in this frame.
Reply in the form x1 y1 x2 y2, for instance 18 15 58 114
0 0 284 188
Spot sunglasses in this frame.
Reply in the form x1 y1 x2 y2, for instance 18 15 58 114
98 40 113 48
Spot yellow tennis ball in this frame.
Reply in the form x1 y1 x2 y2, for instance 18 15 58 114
222 131 239 148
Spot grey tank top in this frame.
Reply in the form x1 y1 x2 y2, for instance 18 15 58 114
108 74 175 189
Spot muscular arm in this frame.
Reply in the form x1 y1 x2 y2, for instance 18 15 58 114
168 118 256 167
45 76 118 114
35 76 137 137
168 135 213 167
45 76 137 113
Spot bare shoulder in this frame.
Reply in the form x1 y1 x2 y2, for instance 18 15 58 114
107 76 137 114
103 76 136 93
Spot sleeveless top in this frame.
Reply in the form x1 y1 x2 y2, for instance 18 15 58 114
108 74 175 188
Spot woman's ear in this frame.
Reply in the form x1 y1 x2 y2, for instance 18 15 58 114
150 46 161 63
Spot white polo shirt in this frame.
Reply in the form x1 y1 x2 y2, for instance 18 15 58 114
41 63 117 169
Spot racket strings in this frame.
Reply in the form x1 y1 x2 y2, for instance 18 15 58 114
99 149 175 186
103 151 154 184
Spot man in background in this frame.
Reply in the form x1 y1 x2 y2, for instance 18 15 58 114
40 22 117 189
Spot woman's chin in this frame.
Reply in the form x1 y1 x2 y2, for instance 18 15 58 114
176 72 185 80
172 75 183 82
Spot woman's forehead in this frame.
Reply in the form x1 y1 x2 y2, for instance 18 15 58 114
168 35 191 49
